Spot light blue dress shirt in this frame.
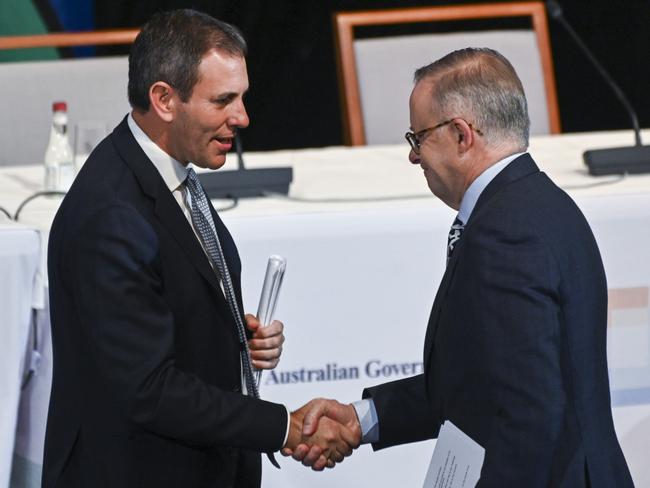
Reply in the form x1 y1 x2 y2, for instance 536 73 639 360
352 151 526 444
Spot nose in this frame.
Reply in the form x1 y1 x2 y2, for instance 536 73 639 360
409 148 421 165
229 100 250 129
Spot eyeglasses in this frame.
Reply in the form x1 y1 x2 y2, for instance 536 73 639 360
405 118 484 154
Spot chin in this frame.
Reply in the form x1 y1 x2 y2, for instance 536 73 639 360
197 156 227 171
425 178 438 195
209 160 227 170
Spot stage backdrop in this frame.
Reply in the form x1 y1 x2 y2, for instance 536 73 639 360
1 0 650 150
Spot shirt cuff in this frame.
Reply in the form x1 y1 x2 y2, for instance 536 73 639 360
352 398 379 444
281 405 291 447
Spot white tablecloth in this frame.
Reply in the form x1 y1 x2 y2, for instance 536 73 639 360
2 130 650 486
0 222 40 488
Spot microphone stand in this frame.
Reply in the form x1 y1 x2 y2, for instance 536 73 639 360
547 0 650 175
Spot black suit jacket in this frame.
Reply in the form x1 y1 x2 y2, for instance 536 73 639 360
364 154 633 487
43 118 287 488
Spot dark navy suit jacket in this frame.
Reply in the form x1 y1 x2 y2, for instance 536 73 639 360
364 154 633 487
43 118 287 488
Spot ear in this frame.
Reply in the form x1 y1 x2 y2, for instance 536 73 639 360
453 119 474 154
148 82 176 123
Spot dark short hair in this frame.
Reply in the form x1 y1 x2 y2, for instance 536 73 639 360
128 9 247 111
414 47 530 150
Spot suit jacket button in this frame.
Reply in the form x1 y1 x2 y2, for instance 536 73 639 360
233 384 241 393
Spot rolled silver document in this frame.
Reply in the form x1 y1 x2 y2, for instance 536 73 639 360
255 255 286 387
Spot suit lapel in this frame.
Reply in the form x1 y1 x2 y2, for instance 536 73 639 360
423 238 462 369
110 118 222 294
423 153 540 369
209 203 241 279
467 153 540 226
208 200 245 312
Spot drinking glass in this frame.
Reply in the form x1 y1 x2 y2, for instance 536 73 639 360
74 121 108 170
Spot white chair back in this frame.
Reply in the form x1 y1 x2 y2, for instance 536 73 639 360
334 2 560 146
355 30 551 145
0 56 130 166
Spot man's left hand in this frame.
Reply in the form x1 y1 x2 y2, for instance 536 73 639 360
245 314 284 370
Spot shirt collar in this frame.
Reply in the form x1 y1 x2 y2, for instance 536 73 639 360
457 151 526 224
127 112 188 192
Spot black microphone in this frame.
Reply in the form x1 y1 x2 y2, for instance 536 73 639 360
546 0 650 175
197 132 293 199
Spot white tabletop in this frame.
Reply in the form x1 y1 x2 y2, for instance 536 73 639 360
2 129 650 228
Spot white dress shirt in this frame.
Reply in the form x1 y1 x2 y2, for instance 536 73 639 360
127 114 205 248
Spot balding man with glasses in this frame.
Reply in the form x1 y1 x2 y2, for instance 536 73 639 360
287 48 633 487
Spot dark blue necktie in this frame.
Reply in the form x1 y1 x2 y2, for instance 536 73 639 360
447 216 464 264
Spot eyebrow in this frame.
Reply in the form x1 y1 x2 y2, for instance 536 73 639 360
211 92 237 103
213 87 249 100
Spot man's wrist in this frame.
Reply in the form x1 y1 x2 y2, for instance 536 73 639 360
352 399 379 444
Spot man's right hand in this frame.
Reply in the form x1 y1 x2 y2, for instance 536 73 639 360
282 398 362 470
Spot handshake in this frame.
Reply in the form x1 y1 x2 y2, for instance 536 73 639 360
281 398 362 470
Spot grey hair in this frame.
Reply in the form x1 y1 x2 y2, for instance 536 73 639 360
414 47 530 150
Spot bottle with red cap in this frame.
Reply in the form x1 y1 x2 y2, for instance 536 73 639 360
44 101 75 192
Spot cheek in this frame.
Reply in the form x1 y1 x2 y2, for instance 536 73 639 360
420 156 438 174
199 110 227 130
186 110 214 135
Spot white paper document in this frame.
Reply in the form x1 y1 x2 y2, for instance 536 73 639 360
423 420 485 488
254 255 286 387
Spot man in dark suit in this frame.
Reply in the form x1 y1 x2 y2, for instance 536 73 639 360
288 48 634 486
43 9 354 488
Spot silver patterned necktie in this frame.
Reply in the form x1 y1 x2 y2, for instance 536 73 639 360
447 216 465 264
185 169 281 468
185 168 259 398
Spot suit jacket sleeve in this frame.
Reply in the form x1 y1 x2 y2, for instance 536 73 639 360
362 374 440 450
465 209 566 486
68 201 287 452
